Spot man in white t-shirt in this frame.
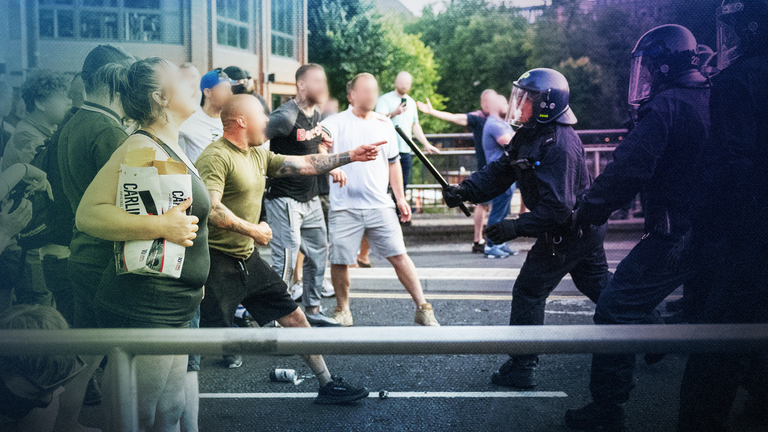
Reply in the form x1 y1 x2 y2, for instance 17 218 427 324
375 71 439 191
179 69 233 162
321 73 440 327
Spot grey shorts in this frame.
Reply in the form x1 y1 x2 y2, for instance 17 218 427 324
328 207 407 265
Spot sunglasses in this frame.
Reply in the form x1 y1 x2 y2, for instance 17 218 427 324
9 355 87 402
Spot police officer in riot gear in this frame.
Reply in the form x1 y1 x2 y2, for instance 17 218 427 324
564 25 711 431
443 68 612 389
678 1 768 430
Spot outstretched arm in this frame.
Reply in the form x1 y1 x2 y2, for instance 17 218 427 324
272 141 385 177
417 98 468 126
412 123 440 154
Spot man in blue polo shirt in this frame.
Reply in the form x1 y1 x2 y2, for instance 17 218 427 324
418 89 508 254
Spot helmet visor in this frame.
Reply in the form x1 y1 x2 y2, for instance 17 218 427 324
716 3 745 70
506 86 532 129
628 55 654 106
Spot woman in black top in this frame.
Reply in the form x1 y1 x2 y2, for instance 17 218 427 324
76 57 210 432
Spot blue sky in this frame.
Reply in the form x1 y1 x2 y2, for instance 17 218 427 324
401 0 551 16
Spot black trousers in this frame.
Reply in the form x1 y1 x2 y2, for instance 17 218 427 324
509 224 612 363
589 234 697 404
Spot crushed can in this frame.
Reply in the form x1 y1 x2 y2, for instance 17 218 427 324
269 369 296 383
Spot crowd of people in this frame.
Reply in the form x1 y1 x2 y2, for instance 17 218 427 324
0 36 442 430
0 1 766 431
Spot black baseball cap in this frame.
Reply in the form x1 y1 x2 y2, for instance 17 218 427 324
223 66 251 81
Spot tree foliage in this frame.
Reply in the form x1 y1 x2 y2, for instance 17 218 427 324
308 0 448 131
406 1 532 121
310 0 723 132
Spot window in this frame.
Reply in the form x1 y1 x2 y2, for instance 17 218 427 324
271 93 292 110
216 0 251 50
37 0 182 44
271 0 296 58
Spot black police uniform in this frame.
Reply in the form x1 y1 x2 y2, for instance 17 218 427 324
574 83 710 408
457 120 611 366
677 46 768 432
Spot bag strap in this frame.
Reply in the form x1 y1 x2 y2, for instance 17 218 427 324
132 130 176 160
132 130 200 178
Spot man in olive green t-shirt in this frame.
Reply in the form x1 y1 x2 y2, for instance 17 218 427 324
196 94 383 405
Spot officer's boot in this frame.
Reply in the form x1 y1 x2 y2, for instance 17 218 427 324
565 401 625 432
491 356 537 389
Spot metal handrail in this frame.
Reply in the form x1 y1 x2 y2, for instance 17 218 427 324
424 129 629 140
2 324 766 429
2 325 768 356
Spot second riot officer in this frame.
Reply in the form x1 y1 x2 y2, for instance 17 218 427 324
565 25 711 431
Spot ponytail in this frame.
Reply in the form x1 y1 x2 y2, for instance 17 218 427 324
122 57 172 127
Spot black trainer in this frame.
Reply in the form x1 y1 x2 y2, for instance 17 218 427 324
472 241 486 253
314 376 369 405
491 358 537 389
565 402 626 432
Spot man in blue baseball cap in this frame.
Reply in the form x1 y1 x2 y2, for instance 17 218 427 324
179 69 234 161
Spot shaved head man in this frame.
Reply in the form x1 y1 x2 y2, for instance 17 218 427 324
220 93 269 146
394 71 413 96
195 94 380 404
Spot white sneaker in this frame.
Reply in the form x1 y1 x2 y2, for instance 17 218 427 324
415 303 440 326
333 308 354 327
321 278 335 298
289 281 303 301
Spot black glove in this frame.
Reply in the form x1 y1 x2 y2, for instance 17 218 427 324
442 185 467 208
485 219 518 244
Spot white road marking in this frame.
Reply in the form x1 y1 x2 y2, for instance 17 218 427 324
199 391 568 399
545 310 596 316
349 267 617 280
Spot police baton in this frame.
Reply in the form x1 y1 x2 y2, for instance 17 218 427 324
394 125 472 217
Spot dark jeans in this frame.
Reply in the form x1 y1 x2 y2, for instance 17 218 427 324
510 224 611 363
42 254 75 326
589 234 693 404
678 242 768 431
486 184 515 247
0 248 52 308
400 152 412 190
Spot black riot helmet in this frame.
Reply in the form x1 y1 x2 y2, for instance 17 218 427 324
505 68 577 129
628 24 701 106
716 0 768 70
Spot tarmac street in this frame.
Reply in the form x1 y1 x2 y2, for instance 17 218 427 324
193 233 764 432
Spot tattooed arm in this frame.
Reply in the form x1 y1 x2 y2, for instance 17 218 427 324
208 190 272 245
272 140 387 178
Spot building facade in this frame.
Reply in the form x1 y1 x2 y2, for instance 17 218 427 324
0 0 308 108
